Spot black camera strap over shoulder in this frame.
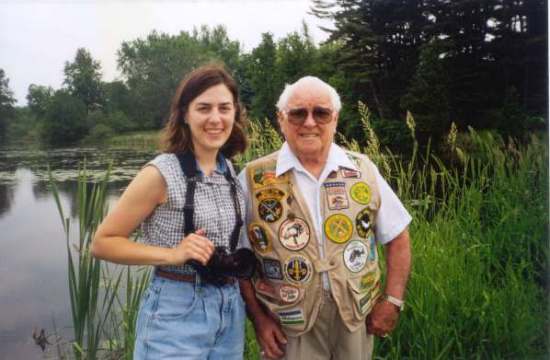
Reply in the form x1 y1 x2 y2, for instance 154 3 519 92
176 151 243 252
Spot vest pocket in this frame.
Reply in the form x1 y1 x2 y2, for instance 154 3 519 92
346 274 381 320
255 280 307 332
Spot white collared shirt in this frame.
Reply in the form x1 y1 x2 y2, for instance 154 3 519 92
238 142 412 287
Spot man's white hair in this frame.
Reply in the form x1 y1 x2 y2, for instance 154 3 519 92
276 76 342 112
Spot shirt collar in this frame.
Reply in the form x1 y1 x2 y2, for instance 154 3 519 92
195 153 227 175
275 142 358 177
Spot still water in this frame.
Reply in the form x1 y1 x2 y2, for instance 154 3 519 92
0 146 157 358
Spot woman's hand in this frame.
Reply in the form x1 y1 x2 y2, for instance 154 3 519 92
168 229 215 266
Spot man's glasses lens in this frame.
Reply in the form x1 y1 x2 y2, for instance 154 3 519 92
287 107 333 125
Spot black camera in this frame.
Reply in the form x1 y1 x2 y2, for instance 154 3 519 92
190 246 256 285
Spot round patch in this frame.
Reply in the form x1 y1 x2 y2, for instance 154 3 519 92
343 240 368 273
278 217 310 251
279 285 301 304
324 214 353 244
350 182 371 205
356 208 372 238
284 255 313 284
258 199 283 223
248 223 271 253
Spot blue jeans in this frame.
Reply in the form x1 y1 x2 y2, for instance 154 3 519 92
133 274 245 359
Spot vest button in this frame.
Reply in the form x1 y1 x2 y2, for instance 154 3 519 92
329 260 335 266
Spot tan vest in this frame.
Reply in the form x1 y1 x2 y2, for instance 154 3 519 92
245 150 382 336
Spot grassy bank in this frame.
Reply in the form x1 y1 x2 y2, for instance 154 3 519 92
106 130 159 150
51 110 548 359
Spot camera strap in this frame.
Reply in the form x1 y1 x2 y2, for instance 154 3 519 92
176 151 243 252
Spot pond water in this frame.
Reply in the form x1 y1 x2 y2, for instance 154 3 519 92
0 146 157 359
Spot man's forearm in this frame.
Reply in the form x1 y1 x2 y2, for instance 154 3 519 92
383 228 411 299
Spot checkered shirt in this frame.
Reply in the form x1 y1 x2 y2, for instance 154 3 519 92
141 153 246 274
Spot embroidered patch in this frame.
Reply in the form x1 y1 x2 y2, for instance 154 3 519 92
350 182 371 205
284 254 313 284
355 208 372 238
358 293 372 314
252 167 285 188
324 182 349 210
255 188 286 201
360 272 377 290
248 223 271 254
343 240 368 273
279 217 310 251
258 199 283 223
263 258 283 280
279 285 301 304
341 169 361 178
277 309 305 325
368 234 377 261
324 214 353 244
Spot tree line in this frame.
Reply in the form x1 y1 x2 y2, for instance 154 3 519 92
0 0 546 151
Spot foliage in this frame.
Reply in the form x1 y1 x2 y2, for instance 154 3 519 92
0 68 16 142
27 84 54 118
117 25 241 129
64 48 105 112
42 90 89 145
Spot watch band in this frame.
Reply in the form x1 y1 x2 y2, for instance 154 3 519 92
384 294 405 311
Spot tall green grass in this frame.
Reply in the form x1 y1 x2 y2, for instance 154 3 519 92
52 107 547 359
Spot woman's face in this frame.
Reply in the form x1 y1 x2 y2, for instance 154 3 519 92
185 83 236 155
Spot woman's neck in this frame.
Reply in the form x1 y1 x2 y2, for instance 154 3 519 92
194 149 218 176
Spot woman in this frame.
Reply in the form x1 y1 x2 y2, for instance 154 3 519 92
92 64 248 359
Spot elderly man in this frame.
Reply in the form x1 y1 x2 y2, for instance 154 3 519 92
238 76 412 360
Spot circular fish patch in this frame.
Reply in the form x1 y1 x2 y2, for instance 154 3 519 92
284 255 313 284
279 285 301 304
278 217 310 251
355 208 372 238
343 240 368 273
324 214 353 244
248 223 271 253
350 182 371 205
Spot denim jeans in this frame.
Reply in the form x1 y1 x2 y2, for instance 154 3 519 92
133 273 245 359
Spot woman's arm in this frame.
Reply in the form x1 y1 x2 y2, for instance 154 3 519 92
91 165 214 266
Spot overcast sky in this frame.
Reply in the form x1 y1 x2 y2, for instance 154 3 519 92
0 0 333 105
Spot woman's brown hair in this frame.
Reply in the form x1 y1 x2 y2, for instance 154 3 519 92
160 64 248 158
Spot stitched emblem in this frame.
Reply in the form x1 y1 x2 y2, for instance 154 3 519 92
248 223 271 254
279 285 301 304
341 169 361 178
324 182 349 210
356 208 372 238
278 217 310 251
324 214 353 244
284 254 313 284
343 240 368 273
257 188 285 223
368 233 377 261
277 309 305 325
263 258 283 280
350 182 371 205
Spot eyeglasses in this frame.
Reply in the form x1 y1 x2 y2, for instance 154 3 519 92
284 106 334 126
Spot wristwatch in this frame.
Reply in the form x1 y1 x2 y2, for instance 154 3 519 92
383 294 405 311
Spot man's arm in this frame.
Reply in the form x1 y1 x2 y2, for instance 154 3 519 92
239 279 287 359
366 228 411 337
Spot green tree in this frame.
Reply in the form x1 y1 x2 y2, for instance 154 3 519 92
26 84 54 119
401 41 451 147
245 32 281 126
118 26 241 129
0 69 16 142
42 90 88 145
64 48 105 112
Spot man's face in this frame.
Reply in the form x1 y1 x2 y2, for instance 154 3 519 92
278 84 338 161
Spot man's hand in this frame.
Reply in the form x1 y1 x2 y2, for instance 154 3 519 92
366 299 400 337
253 313 287 359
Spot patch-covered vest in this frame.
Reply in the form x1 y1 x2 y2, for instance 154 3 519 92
245 150 382 336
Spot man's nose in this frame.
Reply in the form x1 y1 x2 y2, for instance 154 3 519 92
302 110 316 127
